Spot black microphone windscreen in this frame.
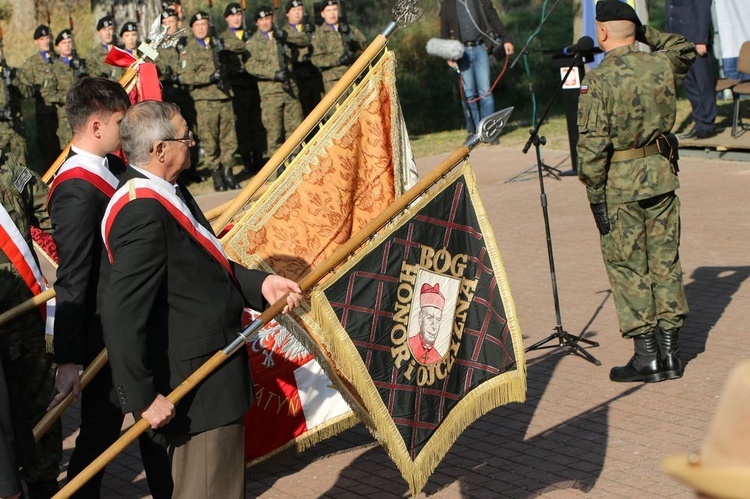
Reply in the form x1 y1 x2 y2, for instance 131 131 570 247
577 36 594 52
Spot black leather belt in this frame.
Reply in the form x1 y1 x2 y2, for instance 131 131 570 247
464 40 482 48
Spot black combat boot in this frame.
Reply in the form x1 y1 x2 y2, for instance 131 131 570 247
609 332 666 383
241 153 256 175
658 328 683 380
211 168 227 192
223 167 241 190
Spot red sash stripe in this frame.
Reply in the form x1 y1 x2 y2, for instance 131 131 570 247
103 179 234 278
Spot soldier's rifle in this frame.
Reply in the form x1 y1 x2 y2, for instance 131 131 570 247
211 0 423 232
66 4 85 78
0 27 15 126
207 0 230 95
41 17 185 184
240 0 249 40
44 0 57 62
272 0 293 94
53 105 512 499
337 0 355 63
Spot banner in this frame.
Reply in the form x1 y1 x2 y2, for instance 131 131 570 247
222 50 418 463
309 162 526 495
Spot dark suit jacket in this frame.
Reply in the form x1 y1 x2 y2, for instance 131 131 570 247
48 152 126 365
440 0 510 44
666 0 713 45
101 167 267 435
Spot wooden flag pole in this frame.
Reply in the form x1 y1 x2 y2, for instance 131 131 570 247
33 349 109 441
52 107 511 498
0 288 55 327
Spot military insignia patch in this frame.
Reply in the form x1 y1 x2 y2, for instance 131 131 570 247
580 85 588 94
13 168 32 193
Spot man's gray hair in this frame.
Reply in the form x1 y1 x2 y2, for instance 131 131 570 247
120 100 182 166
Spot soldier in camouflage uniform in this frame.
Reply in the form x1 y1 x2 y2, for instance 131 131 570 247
157 9 203 184
87 16 123 81
17 26 60 168
178 11 241 192
0 149 61 497
284 0 323 116
246 6 305 157
42 30 80 154
311 0 366 93
0 43 28 166
576 0 695 384
221 2 266 175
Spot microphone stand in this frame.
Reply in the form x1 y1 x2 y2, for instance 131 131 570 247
522 54 600 366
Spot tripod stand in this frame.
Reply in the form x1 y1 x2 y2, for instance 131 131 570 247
523 56 600 366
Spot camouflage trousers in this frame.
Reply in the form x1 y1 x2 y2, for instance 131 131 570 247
194 99 238 170
260 91 302 157
600 191 689 338
0 277 61 483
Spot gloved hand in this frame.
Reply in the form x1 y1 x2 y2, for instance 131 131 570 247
70 58 82 70
273 28 288 42
590 203 610 236
273 69 290 83
209 70 223 84
338 52 356 66
303 21 314 35
338 22 350 35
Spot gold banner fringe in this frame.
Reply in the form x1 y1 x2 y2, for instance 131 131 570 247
309 161 526 495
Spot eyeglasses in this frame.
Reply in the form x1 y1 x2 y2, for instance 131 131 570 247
163 130 195 146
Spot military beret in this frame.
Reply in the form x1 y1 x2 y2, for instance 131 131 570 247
120 22 138 36
33 25 50 40
190 11 210 26
595 0 642 27
96 16 114 31
321 0 338 7
55 29 72 46
286 0 303 12
254 6 273 20
224 2 243 17
161 8 178 20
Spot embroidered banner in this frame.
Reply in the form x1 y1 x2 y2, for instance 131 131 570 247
310 162 526 495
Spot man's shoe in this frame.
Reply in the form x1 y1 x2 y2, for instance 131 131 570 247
679 128 697 139
211 169 227 192
693 129 717 139
223 167 241 190
26 479 59 498
610 332 666 383
658 328 683 380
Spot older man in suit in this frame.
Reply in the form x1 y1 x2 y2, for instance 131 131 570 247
100 100 302 498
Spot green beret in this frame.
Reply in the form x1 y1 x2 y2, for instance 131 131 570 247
595 0 641 27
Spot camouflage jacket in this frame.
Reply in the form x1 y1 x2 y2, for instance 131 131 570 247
40 58 77 106
219 28 251 85
178 35 231 100
156 40 184 85
0 65 25 130
283 23 313 67
245 29 306 96
310 22 366 79
0 149 51 281
577 26 695 205
17 52 57 115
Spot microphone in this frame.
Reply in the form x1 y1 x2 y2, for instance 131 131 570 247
562 36 595 56
426 38 465 61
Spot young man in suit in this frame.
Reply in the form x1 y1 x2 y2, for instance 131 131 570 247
101 101 302 497
47 77 173 498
